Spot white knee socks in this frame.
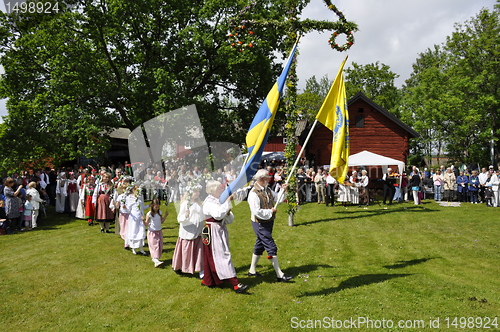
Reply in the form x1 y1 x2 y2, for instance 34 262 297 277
270 255 284 278
249 254 261 274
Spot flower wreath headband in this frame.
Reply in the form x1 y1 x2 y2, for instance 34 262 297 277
227 0 354 52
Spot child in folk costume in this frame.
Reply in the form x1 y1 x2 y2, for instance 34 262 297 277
114 177 132 249
81 176 96 226
172 184 204 277
92 172 115 233
124 185 147 255
145 198 168 267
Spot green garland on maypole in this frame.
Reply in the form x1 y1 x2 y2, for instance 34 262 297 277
283 7 300 220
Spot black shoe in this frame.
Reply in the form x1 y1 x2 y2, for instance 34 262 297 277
105 230 111 233
100 229 104 233
247 272 262 277
234 283 249 293
277 273 293 282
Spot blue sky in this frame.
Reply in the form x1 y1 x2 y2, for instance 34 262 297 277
0 0 497 121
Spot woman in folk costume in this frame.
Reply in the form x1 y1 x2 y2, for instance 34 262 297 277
124 185 147 255
65 172 79 216
337 175 352 207
81 176 96 226
55 172 68 213
75 169 88 219
358 169 370 206
201 180 248 293
92 172 115 233
172 183 204 277
114 177 132 250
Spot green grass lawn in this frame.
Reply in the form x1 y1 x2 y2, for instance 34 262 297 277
1 199 499 331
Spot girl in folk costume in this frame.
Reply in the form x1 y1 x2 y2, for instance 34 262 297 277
81 176 96 226
145 198 168 267
114 177 132 247
172 183 204 277
55 172 68 213
201 180 248 293
92 172 115 233
124 185 147 255
66 172 79 216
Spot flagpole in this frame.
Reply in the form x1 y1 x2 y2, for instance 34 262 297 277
274 118 318 208
274 54 348 208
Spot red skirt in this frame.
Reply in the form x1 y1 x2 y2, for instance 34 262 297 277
96 194 114 221
84 195 94 219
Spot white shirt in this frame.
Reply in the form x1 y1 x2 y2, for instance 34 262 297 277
479 172 489 185
40 172 50 185
26 188 43 210
247 182 285 222
202 195 234 225
146 211 163 231
326 174 337 185
177 201 204 240
56 179 68 196
489 174 499 191
359 175 369 187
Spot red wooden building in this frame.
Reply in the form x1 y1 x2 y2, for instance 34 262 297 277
306 92 419 167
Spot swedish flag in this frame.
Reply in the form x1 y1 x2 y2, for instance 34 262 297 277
315 58 350 183
219 38 300 203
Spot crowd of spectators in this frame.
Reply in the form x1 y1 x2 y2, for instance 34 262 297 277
1 159 499 235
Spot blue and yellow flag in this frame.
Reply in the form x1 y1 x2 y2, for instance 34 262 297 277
219 39 300 203
316 58 350 183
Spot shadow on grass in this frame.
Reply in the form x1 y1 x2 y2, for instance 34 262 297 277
383 257 438 269
296 205 440 227
298 273 413 297
236 263 337 289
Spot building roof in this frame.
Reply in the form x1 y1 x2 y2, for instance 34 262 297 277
348 92 419 138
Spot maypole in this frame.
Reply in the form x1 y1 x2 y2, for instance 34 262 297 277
228 0 358 225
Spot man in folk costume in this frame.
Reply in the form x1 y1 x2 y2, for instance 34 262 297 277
247 169 293 282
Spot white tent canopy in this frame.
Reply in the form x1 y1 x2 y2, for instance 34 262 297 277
348 150 405 175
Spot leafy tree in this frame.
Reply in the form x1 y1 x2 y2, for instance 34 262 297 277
295 74 331 122
345 61 401 116
0 0 311 169
401 4 500 167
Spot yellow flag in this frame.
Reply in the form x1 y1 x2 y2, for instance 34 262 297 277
315 59 349 183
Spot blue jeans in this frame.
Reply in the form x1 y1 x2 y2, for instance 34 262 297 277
434 185 442 201
469 191 478 203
